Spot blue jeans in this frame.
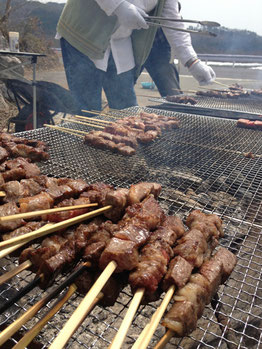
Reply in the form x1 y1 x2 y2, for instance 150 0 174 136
142 29 181 97
60 38 138 112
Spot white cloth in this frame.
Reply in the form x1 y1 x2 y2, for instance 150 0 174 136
93 0 157 74
189 61 216 85
93 0 198 74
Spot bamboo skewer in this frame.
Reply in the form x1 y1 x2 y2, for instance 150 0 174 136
0 203 97 223
154 330 174 349
13 284 78 349
14 287 103 349
49 260 117 349
0 191 6 197
0 223 54 259
109 288 145 349
44 124 84 138
75 114 112 123
44 124 87 135
0 273 44 315
132 285 176 349
0 205 112 249
213 80 231 88
64 118 105 129
0 261 91 347
0 259 32 286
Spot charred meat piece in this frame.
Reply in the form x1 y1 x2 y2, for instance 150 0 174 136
80 182 114 206
103 188 129 222
0 146 9 163
44 197 92 222
0 157 41 178
127 182 162 205
19 192 54 213
99 237 139 272
19 234 68 273
74 217 106 252
162 256 193 291
5 143 49 162
2 167 26 182
2 178 44 203
0 202 25 232
173 229 208 268
2 221 44 241
56 178 89 195
185 210 224 239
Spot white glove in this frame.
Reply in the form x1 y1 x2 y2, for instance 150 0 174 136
189 60 216 86
114 1 149 30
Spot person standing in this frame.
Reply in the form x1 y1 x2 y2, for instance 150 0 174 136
57 0 216 112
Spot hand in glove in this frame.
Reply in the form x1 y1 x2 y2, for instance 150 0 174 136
189 60 216 86
114 1 148 30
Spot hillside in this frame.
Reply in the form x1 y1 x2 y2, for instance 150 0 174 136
2 0 262 54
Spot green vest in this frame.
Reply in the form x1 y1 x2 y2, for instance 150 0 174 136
57 0 166 79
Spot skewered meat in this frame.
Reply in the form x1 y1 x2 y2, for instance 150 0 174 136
166 95 197 105
43 197 92 222
196 89 250 98
0 132 48 150
99 195 164 272
162 247 237 337
0 157 41 178
237 119 262 131
129 215 185 295
162 210 223 291
3 142 49 162
84 111 179 156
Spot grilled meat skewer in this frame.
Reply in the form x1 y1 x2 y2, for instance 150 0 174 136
162 247 237 337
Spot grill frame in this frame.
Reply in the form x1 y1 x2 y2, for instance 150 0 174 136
148 95 262 120
0 106 262 348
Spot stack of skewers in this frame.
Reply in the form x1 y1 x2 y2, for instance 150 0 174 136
44 110 180 156
0 132 237 349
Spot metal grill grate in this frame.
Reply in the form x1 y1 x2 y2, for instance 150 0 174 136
148 96 262 120
0 107 262 348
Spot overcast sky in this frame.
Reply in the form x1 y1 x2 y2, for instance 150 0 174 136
40 0 262 36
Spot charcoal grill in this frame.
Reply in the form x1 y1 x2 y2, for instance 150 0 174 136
1 106 262 348
148 95 262 120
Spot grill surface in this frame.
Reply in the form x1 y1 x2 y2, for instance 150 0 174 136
148 95 262 120
0 107 262 348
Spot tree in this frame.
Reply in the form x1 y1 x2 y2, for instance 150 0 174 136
0 0 12 42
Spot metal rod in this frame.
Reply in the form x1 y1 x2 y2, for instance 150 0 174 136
32 61 37 129
147 17 220 27
0 275 42 315
146 21 217 36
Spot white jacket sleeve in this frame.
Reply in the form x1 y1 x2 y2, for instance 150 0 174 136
161 0 198 66
94 0 125 16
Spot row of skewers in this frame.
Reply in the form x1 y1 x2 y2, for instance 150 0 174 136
0 132 237 348
43 110 180 157
164 82 262 105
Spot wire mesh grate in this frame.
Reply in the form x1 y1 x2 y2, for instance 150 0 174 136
148 95 262 119
0 106 262 348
